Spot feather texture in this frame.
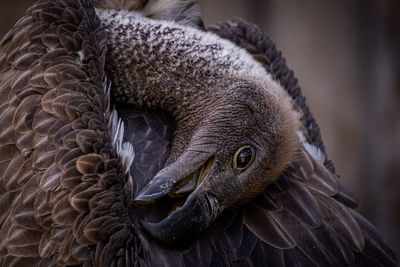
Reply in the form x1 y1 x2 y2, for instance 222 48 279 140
0 0 131 265
0 1 397 266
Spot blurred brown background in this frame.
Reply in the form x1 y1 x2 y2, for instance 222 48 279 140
1 0 399 253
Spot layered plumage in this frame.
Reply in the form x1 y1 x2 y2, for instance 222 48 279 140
0 0 397 266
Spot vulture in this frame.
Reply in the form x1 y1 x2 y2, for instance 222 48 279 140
0 0 398 266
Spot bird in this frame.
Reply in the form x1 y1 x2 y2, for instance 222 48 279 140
0 0 397 266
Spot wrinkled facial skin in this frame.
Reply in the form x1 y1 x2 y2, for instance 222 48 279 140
134 80 298 246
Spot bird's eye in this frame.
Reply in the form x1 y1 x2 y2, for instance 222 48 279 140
233 146 255 172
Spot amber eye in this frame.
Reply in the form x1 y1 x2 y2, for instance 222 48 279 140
233 146 255 172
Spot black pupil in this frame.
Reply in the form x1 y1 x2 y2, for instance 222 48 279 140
237 148 252 168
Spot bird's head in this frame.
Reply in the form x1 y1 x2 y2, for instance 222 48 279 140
133 77 300 246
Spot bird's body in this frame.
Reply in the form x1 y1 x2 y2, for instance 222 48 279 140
98 8 299 197
0 0 397 266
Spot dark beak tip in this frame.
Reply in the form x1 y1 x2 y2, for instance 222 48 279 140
140 219 186 247
138 194 219 247
140 217 200 247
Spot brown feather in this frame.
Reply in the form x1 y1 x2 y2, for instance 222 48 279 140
12 94 42 133
39 164 62 192
32 140 57 170
0 108 17 143
52 193 79 226
83 216 111 244
41 31 62 51
70 183 103 212
33 190 53 229
10 70 31 94
40 88 59 115
305 158 339 196
0 145 19 164
0 127 16 146
0 216 12 256
75 130 99 154
76 154 103 175
1 255 42 267
38 230 58 258
2 155 26 192
16 157 34 186
32 110 59 136
0 75 13 108
244 203 295 249
60 166 83 190
11 197 42 232
16 131 34 156
277 177 323 227
57 148 83 171
62 129 80 149
0 191 19 226
44 63 87 88
28 64 47 88
13 52 41 70
6 224 41 255
52 124 74 148
316 193 364 252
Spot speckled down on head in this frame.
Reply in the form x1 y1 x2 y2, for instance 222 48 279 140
96 9 297 117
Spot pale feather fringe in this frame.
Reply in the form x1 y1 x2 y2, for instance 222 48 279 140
104 70 134 193
297 130 326 164
106 76 135 175
109 109 136 175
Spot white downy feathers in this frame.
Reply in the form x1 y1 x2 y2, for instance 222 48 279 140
297 130 326 164
109 109 135 174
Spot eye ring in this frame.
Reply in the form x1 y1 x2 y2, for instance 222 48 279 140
233 146 255 172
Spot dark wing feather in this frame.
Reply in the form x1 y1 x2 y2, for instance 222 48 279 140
0 0 143 266
206 19 398 267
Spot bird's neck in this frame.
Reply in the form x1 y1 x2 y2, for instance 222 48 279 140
96 9 268 123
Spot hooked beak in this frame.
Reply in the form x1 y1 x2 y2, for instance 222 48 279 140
133 152 221 246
